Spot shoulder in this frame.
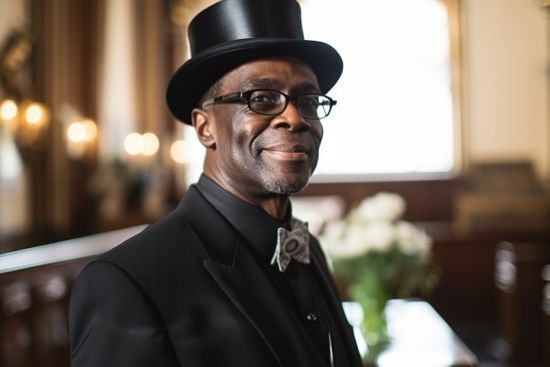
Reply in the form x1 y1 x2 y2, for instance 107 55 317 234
97 186 216 267
101 198 209 265
69 260 179 365
72 190 214 300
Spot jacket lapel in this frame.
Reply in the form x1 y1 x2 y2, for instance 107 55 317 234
308 239 363 366
204 243 326 367
178 187 326 367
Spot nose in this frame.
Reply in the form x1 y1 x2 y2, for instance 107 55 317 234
271 101 308 131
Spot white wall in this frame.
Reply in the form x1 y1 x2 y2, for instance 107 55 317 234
463 0 549 181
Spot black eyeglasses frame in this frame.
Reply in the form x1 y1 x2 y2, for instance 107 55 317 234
201 89 337 120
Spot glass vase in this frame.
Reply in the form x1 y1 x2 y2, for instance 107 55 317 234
348 279 390 361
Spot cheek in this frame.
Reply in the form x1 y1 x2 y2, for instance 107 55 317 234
316 123 324 144
233 116 266 154
311 122 324 152
226 115 265 164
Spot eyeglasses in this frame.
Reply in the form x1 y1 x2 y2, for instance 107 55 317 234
201 89 337 120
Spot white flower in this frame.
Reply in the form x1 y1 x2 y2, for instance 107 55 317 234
325 224 369 259
395 221 432 259
319 221 344 252
322 220 346 242
356 192 405 222
319 221 358 259
362 221 395 253
323 220 395 258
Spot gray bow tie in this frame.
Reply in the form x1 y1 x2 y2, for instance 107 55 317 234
270 218 310 272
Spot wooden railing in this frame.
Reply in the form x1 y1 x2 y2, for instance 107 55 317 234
0 225 146 367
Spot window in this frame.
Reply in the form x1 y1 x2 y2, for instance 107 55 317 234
301 0 461 179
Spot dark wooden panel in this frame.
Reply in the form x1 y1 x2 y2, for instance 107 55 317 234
420 223 550 325
301 177 460 222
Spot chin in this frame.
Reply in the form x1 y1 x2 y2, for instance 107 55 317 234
262 175 310 195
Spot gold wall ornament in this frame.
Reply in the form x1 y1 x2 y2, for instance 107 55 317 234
0 29 50 148
0 29 33 100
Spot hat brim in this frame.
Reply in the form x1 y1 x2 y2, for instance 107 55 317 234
166 38 343 125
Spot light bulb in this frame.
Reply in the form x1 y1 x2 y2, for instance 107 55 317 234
0 100 18 121
142 132 159 156
124 133 144 155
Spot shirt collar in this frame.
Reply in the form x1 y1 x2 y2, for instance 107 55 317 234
195 174 292 262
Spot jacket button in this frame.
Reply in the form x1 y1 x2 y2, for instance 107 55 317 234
306 313 318 322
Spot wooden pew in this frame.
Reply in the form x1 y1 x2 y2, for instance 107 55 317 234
492 241 550 365
0 225 146 367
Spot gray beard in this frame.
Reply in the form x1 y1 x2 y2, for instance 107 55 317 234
263 176 309 195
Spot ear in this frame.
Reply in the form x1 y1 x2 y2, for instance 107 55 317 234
192 108 216 149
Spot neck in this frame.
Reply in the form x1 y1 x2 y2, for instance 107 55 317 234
253 196 290 221
202 171 291 221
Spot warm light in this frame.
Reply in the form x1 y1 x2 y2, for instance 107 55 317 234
24 103 46 125
142 132 159 156
66 118 97 159
67 122 87 143
0 100 18 121
170 140 187 164
124 132 144 155
82 119 98 142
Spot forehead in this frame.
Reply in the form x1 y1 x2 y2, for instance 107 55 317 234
218 57 320 92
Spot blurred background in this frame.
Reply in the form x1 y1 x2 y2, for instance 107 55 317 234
0 0 548 366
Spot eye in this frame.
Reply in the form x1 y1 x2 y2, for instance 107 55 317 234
298 95 321 114
250 90 281 105
300 96 320 107
248 90 285 114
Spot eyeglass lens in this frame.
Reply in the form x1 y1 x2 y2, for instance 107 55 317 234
248 90 331 119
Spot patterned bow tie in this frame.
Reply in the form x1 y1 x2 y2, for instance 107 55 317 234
270 218 310 272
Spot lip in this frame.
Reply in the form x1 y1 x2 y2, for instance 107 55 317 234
261 144 310 161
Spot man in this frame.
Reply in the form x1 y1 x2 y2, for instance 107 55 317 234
69 0 362 366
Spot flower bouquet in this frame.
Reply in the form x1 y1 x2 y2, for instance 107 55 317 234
319 193 439 353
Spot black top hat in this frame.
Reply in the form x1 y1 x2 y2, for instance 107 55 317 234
166 0 343 125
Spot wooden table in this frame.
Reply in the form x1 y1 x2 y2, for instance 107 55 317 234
345 299 478 367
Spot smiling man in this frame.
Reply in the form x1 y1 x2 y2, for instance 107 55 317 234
195 58 325 218
69 0 362 366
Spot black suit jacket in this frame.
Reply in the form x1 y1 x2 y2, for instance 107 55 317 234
69 186 362 366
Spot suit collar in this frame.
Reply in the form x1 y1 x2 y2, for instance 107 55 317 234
176 185 236 265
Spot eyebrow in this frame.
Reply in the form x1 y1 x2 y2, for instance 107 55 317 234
241 78 321 94
291 81 321 94
242 78 283 90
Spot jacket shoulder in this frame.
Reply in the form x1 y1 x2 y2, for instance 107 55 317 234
90 205 208 291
